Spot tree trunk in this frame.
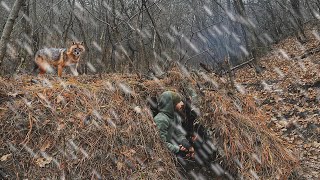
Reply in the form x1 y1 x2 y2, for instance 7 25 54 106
74 16 89 74
234 0 261 73
110 0 116 72
0 0 26 67
138 2 147 71
226 0 237 64
31 0 39 56
15 0 30 73
306 1 317 20
265 1 282 41
101 1 108 72
65 0 75 44
22 0 30 36
234 0 250 53
290 0 307 43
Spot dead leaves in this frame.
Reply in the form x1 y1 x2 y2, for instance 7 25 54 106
304 142 320 149
0 74 181 179
117 162 124 171
40 139 52 152
35 157 52 168
0 154 12 161
121 149 136 158
37 93 49 104
57 121 66 131
235 30 320 179
34 138 54 169
313 142 320 148
56 94 65 104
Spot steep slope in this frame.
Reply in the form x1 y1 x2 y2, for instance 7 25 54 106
235 30 320 179
0 69 298 179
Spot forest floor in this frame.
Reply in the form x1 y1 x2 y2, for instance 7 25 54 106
177 29 320 179
235 30 320 179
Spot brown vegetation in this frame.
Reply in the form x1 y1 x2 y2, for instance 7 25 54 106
0 67 299 179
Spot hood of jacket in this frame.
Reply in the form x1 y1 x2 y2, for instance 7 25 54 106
157 91 179 119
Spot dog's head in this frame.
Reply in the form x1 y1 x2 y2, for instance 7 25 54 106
69 42 85 57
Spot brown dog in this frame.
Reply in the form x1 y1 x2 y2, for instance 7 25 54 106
34 42 85 77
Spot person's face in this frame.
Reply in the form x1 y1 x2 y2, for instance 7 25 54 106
175 101 184 113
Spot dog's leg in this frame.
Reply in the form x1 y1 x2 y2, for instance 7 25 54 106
33 62 39 74
70 64 79 76
75 62 80 76
35 56 45 76
37 65 46 77
57 65 63 77
34 55 42 71
75 62 79 72
39 69 46 76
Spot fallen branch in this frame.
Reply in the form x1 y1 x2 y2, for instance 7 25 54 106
199 62 213 73
300 46 320 59
292 46 320 60
231 58 254 71
200 58 254 76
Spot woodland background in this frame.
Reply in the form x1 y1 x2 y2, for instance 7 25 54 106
0 0 315 75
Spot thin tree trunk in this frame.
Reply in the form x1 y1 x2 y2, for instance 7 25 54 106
234 0 261 73
65 0 75 44
227 0 235 54
101 1 110 72
31 0 39 57
138 2 147 71
101 28 109 72
225 56 235 90
234 0 250 54
290 0 307 42
74 16 89 74
265 1 282 41
63 13 73 44
110 0 116 72
276 0 307 43
0 0 26 67
306 1 317 20
17 0 30 72
22 0 30 36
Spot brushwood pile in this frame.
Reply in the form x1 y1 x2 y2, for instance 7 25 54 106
0 68 298 179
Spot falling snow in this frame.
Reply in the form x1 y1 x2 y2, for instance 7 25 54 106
0 0 319 179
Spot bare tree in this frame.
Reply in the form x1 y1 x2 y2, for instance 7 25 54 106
0 0 26 66
290 0 307 43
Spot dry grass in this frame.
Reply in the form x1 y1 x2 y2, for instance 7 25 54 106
0 69 298 179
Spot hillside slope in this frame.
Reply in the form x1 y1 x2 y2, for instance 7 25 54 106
3 30 320 180
236 30 320 179
0 67 299 179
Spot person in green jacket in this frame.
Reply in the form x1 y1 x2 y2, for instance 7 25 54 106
154 91 194 157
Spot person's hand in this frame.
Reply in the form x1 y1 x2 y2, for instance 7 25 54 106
188 146 194 153
191 135 198 142
186 152 195 159
179 145 188 152
186 96 192 103
181 139 191 149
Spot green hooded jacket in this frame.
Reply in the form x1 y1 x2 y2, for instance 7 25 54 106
154 91 187 153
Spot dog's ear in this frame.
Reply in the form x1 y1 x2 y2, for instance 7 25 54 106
80 45 85 52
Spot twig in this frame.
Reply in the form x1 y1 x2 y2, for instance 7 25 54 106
184 46 216 65
230 58 254 71
21 113 33 145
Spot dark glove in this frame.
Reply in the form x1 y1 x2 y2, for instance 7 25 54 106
181 139 191 149
176 150 187 158
190 109 198 120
